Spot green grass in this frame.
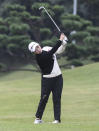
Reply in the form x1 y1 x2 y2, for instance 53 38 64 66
0 63 99 131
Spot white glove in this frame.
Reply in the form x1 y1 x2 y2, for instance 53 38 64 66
62 36 68 45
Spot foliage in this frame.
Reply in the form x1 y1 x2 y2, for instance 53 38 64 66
0 1 99 69
66 44 88 60
70 59 83 67
78 0 99 26
40 28 52 40
0 63 7 72
70 31 90 42
86 26 99 36
9 23 30 35
84 36 99 44
91 55 99 62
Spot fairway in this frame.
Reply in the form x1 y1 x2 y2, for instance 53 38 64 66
0 63 99 131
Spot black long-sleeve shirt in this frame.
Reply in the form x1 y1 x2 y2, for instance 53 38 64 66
35 40 62 75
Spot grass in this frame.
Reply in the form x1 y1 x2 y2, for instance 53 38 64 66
0 63 99 131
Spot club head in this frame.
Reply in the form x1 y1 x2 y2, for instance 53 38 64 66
39 6 44 10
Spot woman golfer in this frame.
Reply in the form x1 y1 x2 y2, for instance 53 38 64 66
28 33 67 124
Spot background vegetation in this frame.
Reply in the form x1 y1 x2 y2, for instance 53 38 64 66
0 0 99 71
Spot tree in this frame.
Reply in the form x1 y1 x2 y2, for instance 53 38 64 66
0 4 32 64
60 13 99 63
0 0 99 70
78 0 99 26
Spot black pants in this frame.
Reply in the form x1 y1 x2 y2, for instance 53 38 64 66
35 74 63 122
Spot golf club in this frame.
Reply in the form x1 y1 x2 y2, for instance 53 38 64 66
39 6 61 33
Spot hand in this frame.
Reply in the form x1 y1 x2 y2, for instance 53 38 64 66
59 33 66 41
61 34 68 45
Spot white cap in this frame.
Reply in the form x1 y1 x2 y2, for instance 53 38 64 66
28 42 39 53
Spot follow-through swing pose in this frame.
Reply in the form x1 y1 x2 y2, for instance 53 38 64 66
28 33 68 124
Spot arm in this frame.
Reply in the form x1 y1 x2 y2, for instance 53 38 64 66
55 36 68 54
47 33 66 56
47 40 62 55
55 44 66 54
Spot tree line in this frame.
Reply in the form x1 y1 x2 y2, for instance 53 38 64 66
0 0 99 71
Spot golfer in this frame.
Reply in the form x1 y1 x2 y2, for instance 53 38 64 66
28 33 67 124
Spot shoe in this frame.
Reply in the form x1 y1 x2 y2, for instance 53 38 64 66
52 120 60 124
34 118 43 124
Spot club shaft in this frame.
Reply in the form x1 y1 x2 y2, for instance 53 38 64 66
43 8 61 32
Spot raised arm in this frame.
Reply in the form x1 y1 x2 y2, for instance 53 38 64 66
56 36 68 54
47 33 66 55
